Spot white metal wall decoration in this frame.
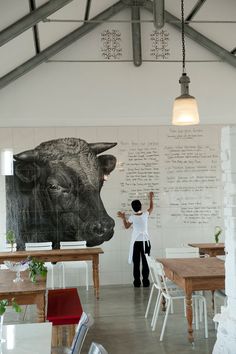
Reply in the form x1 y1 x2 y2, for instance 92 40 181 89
101 29 122 60
150 29 170 60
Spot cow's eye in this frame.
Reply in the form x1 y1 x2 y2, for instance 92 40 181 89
48 184 59 190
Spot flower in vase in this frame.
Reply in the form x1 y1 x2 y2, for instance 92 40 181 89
214 226 222 243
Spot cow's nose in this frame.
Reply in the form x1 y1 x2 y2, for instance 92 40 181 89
91 218 114 237
92 222 103 236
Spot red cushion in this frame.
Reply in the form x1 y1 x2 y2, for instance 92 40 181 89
47 288 83 325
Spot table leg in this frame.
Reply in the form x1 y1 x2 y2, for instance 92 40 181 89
36 294 46 322
186 293 194 343
211 290 215 310
161 295 166 311
92 255 100 299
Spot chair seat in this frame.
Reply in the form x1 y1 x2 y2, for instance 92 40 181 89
47 288 83 325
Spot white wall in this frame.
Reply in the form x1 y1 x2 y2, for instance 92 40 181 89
0 2 234 286
0 125 224 286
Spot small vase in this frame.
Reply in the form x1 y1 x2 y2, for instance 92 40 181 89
0 315 5 343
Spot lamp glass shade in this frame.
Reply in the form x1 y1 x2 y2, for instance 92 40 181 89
172 96 200 126
1 149 13 175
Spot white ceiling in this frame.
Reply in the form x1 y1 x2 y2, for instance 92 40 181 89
0 0 236 82
0 0 236 127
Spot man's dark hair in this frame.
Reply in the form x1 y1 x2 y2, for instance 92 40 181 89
131 199 142 212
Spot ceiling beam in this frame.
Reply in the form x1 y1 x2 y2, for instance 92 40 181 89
0 1 126 90
145 0 236 69
0 0 74 47
153 0 165 29
84 0 92 21
131 5 142 66
186 0 207 22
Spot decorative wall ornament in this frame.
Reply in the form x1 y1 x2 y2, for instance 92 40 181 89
150 29 170 60
101 29 122 60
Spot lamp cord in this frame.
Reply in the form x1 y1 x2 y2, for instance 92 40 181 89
181 0 186 73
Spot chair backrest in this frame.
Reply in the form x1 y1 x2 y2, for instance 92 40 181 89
3 243 17 252
145 254 155 283
70 312 94 354
60 241 87 249
165 247 200 258
145 255 165 291
87 342 108 354
151 259 170 293
25 242 52 251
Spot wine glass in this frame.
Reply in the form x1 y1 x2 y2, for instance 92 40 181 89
3 261 29 283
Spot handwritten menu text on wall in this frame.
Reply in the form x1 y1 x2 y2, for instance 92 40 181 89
117 126 222 227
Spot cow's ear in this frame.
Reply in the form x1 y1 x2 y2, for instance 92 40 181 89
98 155 116 175
15 162 40 183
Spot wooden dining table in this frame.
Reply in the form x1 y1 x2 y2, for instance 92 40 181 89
0 247 104 299
188 243 225 257
0 269 46 322
157 257 225 343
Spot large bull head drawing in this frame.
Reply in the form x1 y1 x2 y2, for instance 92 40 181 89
6 138 117 249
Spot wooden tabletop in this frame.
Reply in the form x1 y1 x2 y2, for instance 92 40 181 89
188 243 225 257
0 269 46 322
158 257 225 279
0 247 104 263
0 269 46 295
188 243 224 249
0 247 104 299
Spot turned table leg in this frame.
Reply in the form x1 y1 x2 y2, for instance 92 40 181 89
92 255 100 299
36 293 46 323
186 293 194 343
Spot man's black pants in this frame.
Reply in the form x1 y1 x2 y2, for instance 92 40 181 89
132 241 151 287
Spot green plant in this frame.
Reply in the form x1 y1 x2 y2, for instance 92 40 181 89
214 226 222 243
0 298 21 316
6 230 15 251
27 257 47 283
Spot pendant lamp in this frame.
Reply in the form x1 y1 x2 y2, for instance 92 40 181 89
172 0 200 125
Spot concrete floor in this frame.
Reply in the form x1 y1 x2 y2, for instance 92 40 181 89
5 285 218 354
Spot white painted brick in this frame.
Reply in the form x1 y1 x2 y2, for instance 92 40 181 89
224 217 236 228
223 183 236 194
221 160 231 171
221 151 230 161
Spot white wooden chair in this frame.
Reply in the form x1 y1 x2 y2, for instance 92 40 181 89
88 342 108 354
0 243 17 269
165 247 200 259
214 289 227 329
51 312 94 354
150 259 208 341
3 242 17 252
25 242 57 289
60 241 89 290
145 255 176 319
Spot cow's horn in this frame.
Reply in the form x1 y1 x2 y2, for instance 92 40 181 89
14 149 39 162
89 142 117 155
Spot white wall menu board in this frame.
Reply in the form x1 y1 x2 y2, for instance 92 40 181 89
118 139 160 226
159 126 222 227
117 125 223 234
